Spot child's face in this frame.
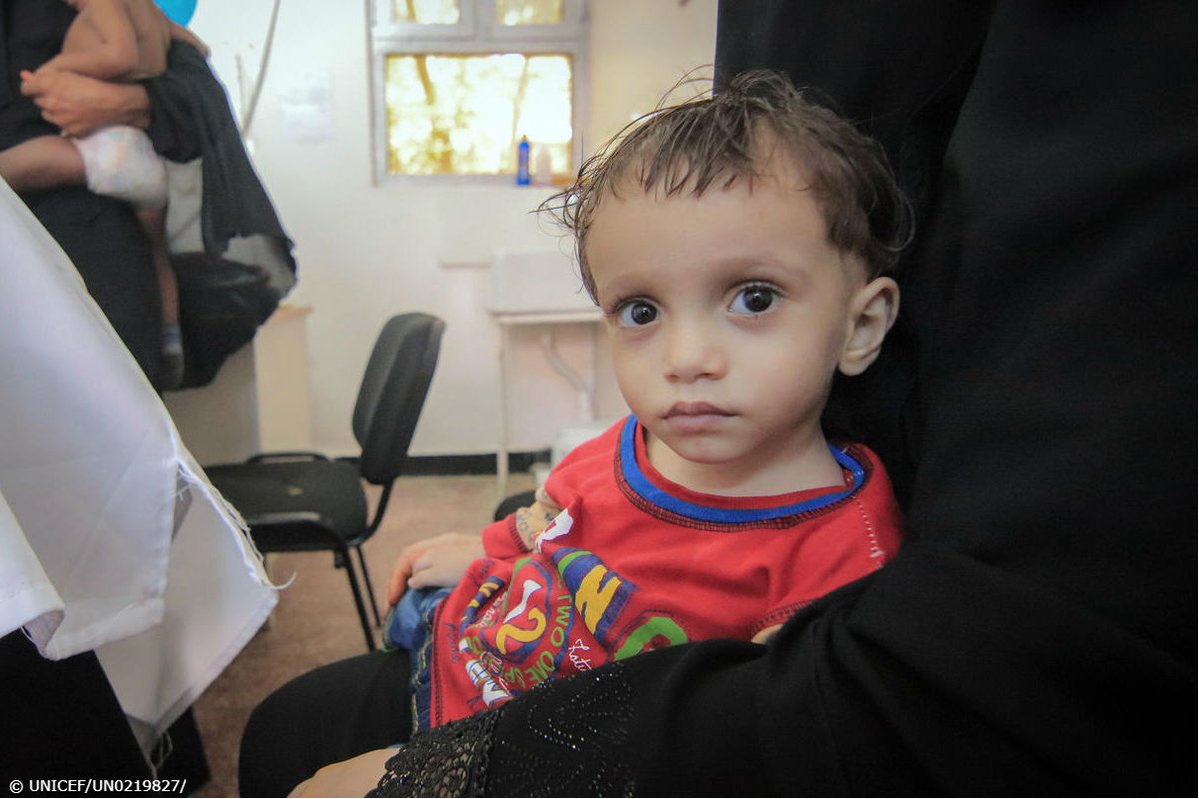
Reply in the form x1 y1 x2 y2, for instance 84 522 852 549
586 160 884 492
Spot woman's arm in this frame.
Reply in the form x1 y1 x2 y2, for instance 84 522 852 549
368 3 1196 797
19 69 150 137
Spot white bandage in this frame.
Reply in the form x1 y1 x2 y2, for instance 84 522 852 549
72 125 168 210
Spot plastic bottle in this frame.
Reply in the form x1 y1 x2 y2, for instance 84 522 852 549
516 136 530 185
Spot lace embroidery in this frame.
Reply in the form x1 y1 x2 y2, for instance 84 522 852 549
369 710 496 797
487 667 636 797
370 665 636 797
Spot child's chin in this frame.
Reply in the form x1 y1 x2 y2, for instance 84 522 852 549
658 437 739 467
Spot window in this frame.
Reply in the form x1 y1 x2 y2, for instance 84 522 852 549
371 0 588 181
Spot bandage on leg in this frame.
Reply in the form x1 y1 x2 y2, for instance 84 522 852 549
73 126 168 210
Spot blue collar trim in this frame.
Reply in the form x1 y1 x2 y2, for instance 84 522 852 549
618 416 865 524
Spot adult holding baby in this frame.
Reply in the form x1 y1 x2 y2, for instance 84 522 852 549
1 0 173 384
249 1 1194 795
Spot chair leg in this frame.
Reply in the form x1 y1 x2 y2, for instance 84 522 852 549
337 546 377 651
355 545 382 627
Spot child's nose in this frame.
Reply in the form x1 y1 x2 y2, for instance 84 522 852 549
662 321 726 382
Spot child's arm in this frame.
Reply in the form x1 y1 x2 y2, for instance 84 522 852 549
509 487 563 550
384 533 484 606
38 0 140 81
382 489 564 606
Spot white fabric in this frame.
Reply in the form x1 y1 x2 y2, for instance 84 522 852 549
72 125 169 210
0 489 65 646
0 179 276 741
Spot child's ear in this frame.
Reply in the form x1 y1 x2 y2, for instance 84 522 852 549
839 276 900 376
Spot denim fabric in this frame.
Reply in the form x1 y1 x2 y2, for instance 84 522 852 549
384 586 451 651
383 586 451 733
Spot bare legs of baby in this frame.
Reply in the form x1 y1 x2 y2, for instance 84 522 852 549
0 135 183 389
136 205 183 389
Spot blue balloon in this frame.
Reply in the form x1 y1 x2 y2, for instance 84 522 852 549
155 0 197 26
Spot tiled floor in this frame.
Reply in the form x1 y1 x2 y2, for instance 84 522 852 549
191 472 533 798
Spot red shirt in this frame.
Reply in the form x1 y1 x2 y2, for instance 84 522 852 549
428 416 904 727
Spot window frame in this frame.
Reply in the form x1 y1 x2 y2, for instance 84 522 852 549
369 0 590 184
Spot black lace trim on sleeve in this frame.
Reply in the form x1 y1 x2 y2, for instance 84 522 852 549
368 709 497 797
369 665 637 797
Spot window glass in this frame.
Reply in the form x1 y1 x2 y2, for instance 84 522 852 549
496 0 564 25
391 0 460 24
385 53 572 177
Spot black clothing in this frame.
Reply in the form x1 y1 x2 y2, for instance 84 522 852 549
0 3 267 786
144 42 297 387
0 634 152 782
244 2 1196 795
239 650 412 798
1 2 167 783
1 2 164 381
0 1 75 147
146 44 293 262
1 5 296 389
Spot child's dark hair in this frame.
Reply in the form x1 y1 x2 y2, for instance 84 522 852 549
541 70 912 300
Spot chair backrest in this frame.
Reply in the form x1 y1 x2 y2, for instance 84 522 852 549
352 312 445 486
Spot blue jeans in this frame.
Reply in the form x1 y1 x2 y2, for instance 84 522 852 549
383 586 451 732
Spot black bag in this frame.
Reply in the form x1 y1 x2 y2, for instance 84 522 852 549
172 251 283 388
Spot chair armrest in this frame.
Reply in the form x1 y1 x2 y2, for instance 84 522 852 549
246 451 330 464
243 510 328 526
240 510 350 553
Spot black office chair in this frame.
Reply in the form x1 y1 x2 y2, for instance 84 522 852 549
206 313 445 650
494 489 537 521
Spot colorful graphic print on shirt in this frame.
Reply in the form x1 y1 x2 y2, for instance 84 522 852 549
454 505 690 709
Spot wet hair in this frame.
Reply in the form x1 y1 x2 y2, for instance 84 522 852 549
541 70 912 300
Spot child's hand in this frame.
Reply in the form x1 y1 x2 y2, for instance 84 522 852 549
385 533 484 606
19 66 54 86
751 624 782 645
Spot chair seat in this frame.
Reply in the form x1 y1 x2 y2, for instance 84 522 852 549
206 459 368 552
200 313 445 651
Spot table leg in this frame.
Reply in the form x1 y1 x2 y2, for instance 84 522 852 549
496 323 510 501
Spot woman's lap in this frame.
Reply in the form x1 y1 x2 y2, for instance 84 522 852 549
239 649 411 797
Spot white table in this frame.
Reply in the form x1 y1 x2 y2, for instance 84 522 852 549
489 307 603 499
164 304 315 465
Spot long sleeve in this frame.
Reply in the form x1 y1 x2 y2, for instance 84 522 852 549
373 2 1195 795
140 40 297 388
0 2 162 380
480 517 527 561
142 41 203 161
481 487 563 559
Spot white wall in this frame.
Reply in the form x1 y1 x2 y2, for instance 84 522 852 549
187 0 718 457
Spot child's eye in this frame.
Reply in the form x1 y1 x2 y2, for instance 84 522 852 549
614 300 659 327
729 285 777 315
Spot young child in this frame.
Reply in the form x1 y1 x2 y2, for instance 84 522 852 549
0 0 207 389
385 69 912 732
